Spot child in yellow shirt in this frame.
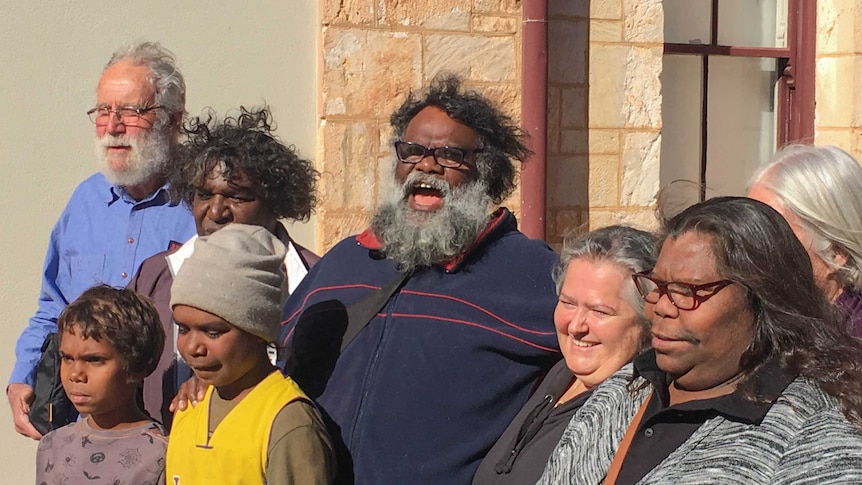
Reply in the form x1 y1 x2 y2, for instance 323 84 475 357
165 223 334 484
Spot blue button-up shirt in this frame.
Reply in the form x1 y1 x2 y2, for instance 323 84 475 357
10 172 195 386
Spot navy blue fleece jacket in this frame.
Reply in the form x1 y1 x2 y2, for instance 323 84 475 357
279 208 561 485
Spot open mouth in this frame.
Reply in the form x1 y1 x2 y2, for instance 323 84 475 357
408 180 447 211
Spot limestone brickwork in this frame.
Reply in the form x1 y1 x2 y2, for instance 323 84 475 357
545 0 663 245
317 0 664 252
814 0 862 160
318 0 524 251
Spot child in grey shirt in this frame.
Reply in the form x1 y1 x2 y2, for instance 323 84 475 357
36 285 167 484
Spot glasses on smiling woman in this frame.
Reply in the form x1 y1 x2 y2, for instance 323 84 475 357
394 141 483 169
631 271 734 311
86 105 163 128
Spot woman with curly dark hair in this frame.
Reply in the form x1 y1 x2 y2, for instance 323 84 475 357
173 106 318 229
128 106 319 429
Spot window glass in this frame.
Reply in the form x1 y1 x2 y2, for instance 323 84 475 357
718 0 787 48
660 56 702 188
660 56 779 197
705 56 779 195
664 0 712 44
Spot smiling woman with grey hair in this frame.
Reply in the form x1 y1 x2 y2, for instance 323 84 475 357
473 225 657 485
748 144 862 336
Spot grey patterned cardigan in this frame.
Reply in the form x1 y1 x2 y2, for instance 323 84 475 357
537 363 862 484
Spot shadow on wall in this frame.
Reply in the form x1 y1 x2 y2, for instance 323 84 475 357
546 0 590 246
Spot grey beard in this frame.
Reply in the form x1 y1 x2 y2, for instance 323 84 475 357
370 172 493 273
94 126 171 188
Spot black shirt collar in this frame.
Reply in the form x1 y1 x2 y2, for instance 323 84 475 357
632 349 796 424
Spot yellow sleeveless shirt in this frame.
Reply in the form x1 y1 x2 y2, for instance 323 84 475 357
166 371 307 485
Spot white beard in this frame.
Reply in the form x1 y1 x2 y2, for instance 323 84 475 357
94 127 171 187
370 171 492 272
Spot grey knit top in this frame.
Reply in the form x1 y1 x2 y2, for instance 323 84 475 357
538 363 862 485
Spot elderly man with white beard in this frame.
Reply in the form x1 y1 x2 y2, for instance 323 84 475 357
7 41 194 439
279 75 561 485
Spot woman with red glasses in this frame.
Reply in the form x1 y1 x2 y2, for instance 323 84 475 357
539 197 862 485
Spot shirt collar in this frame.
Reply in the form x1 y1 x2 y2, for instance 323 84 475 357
633 349 796 424
106 180 171 206
356 207 514 273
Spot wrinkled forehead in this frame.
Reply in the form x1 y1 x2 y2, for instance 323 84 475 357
96 60 155 105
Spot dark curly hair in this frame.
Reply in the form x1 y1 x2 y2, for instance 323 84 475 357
663 197 862 426
172 106 318 222
390 75 532 205
58 285 164 379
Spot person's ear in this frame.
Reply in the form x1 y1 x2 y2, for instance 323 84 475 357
831 245 849 270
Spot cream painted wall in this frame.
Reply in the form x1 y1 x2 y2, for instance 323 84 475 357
0 2 317 481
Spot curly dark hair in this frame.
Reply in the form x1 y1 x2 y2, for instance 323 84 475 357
663 197 862 426
390 74 532 205
57 285 164 379
172 106 318 222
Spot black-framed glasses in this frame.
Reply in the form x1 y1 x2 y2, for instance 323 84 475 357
631 271 734 311
394 141 482 168
87 105 163 127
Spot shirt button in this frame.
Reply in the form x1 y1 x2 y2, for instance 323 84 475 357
121 272 128 279
643 427 654 438
128 237 135 244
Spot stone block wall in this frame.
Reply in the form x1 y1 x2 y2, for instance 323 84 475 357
318 0 525 251
815 0 862 159
545 0 663 246
317 0 664 252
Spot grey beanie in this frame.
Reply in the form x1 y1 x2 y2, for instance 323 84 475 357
170 223 287 343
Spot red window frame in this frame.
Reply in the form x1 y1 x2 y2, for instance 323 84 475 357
663 0 815 199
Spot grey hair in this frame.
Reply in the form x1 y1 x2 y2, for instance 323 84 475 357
105 41 186 128
552 225 658 323
749 144 862 289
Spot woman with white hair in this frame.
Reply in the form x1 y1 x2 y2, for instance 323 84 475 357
748 144 862 336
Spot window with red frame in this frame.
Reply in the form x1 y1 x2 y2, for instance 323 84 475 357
660 0 814 200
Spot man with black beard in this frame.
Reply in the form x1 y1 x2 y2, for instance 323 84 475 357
7 42 194 439
280 76 561 485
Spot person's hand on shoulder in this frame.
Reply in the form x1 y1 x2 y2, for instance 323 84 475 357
7 383 42 440
169 375 207 412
